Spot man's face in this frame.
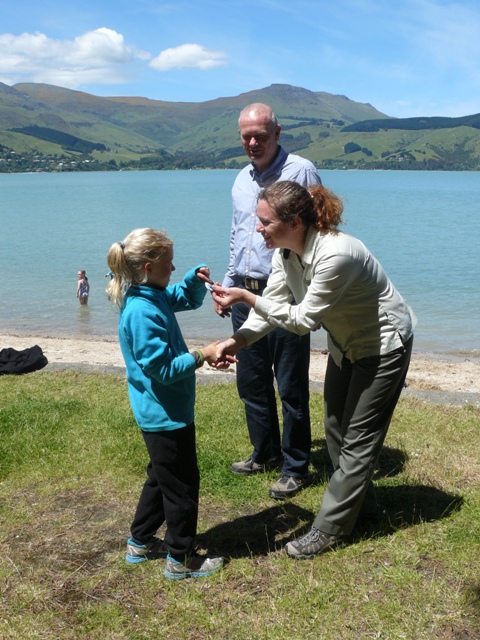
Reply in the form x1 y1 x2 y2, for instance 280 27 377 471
239 112 281 173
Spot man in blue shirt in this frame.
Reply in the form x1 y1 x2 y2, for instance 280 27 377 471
214 103 322 499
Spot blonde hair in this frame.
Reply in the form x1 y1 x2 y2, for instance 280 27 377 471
106 228 173 308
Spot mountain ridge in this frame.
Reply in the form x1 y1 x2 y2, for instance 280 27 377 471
1 82 479 171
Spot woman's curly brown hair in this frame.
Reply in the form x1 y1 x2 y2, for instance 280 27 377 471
258 181 344 232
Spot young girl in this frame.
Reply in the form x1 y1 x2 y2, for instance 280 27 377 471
106 227 226 580
76 270 90 305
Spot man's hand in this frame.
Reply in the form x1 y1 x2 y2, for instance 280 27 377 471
210 283 232 318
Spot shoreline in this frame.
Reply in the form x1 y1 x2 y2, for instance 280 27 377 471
1 332 480 406
2 326 478 361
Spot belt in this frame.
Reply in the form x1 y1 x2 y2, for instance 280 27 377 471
243 277 268 291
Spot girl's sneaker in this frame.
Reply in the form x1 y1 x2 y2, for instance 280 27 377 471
125 537 169 564
164 553 224 580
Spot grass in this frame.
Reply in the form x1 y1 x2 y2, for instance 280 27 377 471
0 370 479 640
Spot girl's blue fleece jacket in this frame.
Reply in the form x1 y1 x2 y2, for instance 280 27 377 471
118 265 207 431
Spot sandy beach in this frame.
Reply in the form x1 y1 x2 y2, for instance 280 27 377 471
1 332 479 405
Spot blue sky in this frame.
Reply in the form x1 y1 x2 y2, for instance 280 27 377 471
1 0 479 118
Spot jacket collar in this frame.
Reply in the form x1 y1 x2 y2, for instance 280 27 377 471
281 226 319 266
125 284 165 301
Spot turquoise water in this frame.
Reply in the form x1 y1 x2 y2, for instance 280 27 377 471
1 169 479 355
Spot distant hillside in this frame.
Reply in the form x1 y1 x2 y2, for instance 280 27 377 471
342 114 480 132
1 81 480 172
11 125 107 153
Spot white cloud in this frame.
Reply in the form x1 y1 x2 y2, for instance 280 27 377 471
0 28 149 88
67 28 136 65
150 43 227 71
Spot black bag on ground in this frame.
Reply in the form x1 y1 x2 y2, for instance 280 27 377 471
0 345 48 375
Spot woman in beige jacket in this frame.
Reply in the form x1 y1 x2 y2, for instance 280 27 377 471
212 180 415 559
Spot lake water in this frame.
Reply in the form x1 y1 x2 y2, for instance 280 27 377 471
1 169 479 357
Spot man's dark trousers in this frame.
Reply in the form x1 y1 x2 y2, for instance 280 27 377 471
232 293 311 477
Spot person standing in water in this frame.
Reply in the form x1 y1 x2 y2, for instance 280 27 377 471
76 270 89 305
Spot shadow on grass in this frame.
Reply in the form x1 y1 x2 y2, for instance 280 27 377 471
197 484 464 560
196 502 313 559
464 583 480 620
361 484 465 536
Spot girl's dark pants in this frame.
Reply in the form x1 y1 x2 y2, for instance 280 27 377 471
313 336 413 537
130 423 199 561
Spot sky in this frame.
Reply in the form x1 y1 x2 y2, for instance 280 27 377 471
1 0 480 118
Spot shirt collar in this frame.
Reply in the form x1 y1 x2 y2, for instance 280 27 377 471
249 146 287 186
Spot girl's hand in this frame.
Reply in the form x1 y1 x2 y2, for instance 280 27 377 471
195 267 212 284
201 341 237 369
214 333 246 367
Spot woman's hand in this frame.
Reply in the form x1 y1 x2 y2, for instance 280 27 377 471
201 341 237 369
211 286 256 310
213 333 246 368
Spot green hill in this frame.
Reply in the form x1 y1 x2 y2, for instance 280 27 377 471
1 81 480 172
342 113 480 132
